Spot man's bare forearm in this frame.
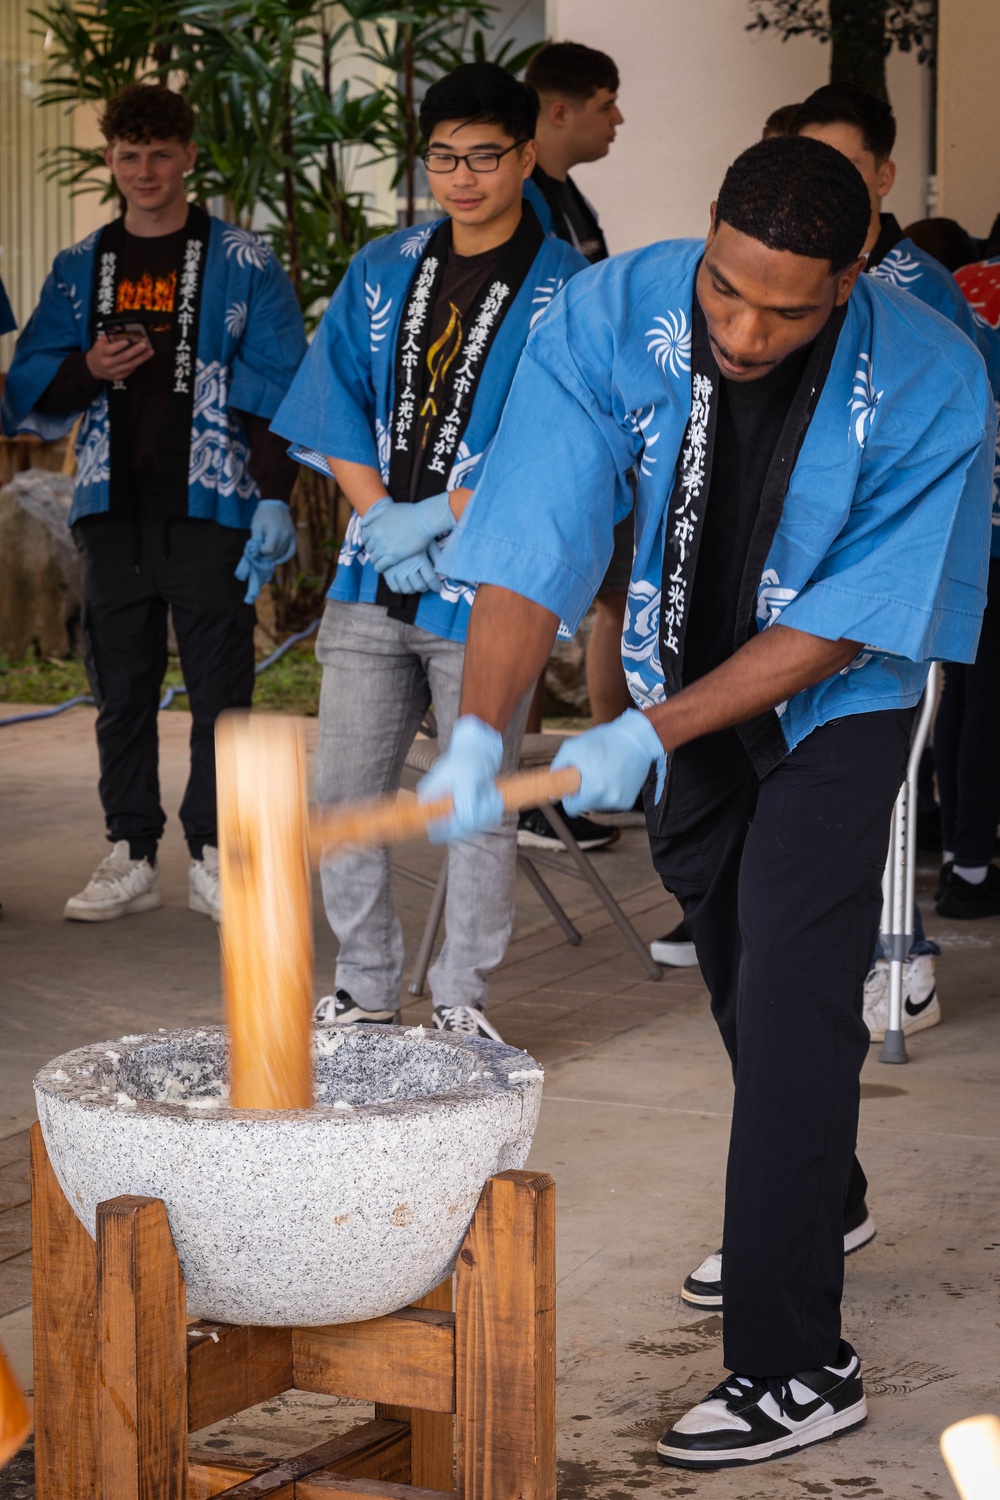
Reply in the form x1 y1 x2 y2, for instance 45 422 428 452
460 585 560 729
646 625 862 751
328 458 389 517
327 456 473 522
459 588 859 746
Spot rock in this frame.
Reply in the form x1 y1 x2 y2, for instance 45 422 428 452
35 1024 544 1326
544 607 594 717
0 471 82 660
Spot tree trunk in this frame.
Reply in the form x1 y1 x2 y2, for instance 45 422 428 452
281 69 302 299
829 0 890 99
320 17 353 244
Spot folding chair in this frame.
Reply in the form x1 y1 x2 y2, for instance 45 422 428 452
879 662 941 1063
397 731 663 994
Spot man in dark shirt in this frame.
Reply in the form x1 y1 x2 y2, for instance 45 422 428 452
4 84 305 923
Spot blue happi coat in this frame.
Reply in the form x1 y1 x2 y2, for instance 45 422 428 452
270 217 586 643
867 229 1000 553
443 239 996 755
0 216 306 529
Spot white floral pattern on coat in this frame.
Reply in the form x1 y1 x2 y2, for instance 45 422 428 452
850 354 883 445
75 392 111 488
646 310 691 378
188 360 256 500
221 226 271 271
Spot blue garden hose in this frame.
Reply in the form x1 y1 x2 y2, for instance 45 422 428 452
0 618 321 728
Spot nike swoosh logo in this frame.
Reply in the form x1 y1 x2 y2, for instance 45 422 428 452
904 987 937 1017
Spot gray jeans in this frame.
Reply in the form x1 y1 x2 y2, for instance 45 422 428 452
315 600 530 1012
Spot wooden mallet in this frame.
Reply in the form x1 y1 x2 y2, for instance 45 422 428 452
216 713 580 1110
0 1340 30 1468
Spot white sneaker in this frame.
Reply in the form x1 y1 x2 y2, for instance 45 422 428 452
189 845 221 922
64 842 161 922
862 956 941 1041
433 1004 504 1042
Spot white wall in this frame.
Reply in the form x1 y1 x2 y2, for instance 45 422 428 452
545 0 932 253
937 0 1000 237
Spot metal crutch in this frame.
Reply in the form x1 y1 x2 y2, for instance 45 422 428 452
879 662 941 1063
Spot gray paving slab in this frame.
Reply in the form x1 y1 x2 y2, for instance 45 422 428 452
2 703 998 1498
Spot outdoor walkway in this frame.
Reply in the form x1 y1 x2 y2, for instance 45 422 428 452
1 705 998 1498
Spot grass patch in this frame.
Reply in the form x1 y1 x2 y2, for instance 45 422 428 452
0 642 324 718
1 649 589 728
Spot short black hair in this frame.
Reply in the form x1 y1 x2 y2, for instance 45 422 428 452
101 84 195 146
716 135 871 272
904 217 977 274
524 41 619 102
419 63 538 145
762 102 800 140
791 83 896 163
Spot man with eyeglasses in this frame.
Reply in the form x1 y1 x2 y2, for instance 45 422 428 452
272 62 586 1039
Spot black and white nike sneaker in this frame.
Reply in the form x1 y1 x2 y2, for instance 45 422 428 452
314 989 400 1025
656 1340 867 1468
681 1204 876 1309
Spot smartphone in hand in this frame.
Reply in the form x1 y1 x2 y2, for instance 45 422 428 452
97 316 153 348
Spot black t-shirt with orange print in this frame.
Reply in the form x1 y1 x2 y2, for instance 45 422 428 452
38 223 298 515
115 225 186 496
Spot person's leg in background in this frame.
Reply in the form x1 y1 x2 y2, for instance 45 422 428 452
936 555 1000 919
313 601 428 1020
63 518 167 921
166 520 256 920
421 626 533 1038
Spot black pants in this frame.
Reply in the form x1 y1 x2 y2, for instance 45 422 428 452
934 555 1000 866
647 711 913 1375
75 517 256 861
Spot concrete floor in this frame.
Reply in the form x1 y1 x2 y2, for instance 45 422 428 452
1 704 998 1498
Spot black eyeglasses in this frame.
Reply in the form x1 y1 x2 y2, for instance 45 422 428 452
422 141 528 174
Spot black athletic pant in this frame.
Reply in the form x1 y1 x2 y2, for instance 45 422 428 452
934 555 1000 867
75 516 256 862
647 710 913 1375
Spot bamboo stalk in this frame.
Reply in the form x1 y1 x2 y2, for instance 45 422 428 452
217 713 314 1111
0 1340 30 1467
310 766 582 862
941 1415 1000 1500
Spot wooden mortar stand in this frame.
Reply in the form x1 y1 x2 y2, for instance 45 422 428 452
31 1128 554 1500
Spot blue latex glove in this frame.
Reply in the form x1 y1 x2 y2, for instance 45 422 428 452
234 541 274 605
360 493 456 572
251 499 298 563
382 548 444 595
551 709 667 815
235 501 297 604
417 715 504 843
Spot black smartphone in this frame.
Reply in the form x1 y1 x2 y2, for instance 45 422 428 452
97 316 153 348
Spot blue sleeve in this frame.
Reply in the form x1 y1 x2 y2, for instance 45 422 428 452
269 250 380 473
442 285 641 634
0 260 88 440
779 369 996 665
229 253 307 420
